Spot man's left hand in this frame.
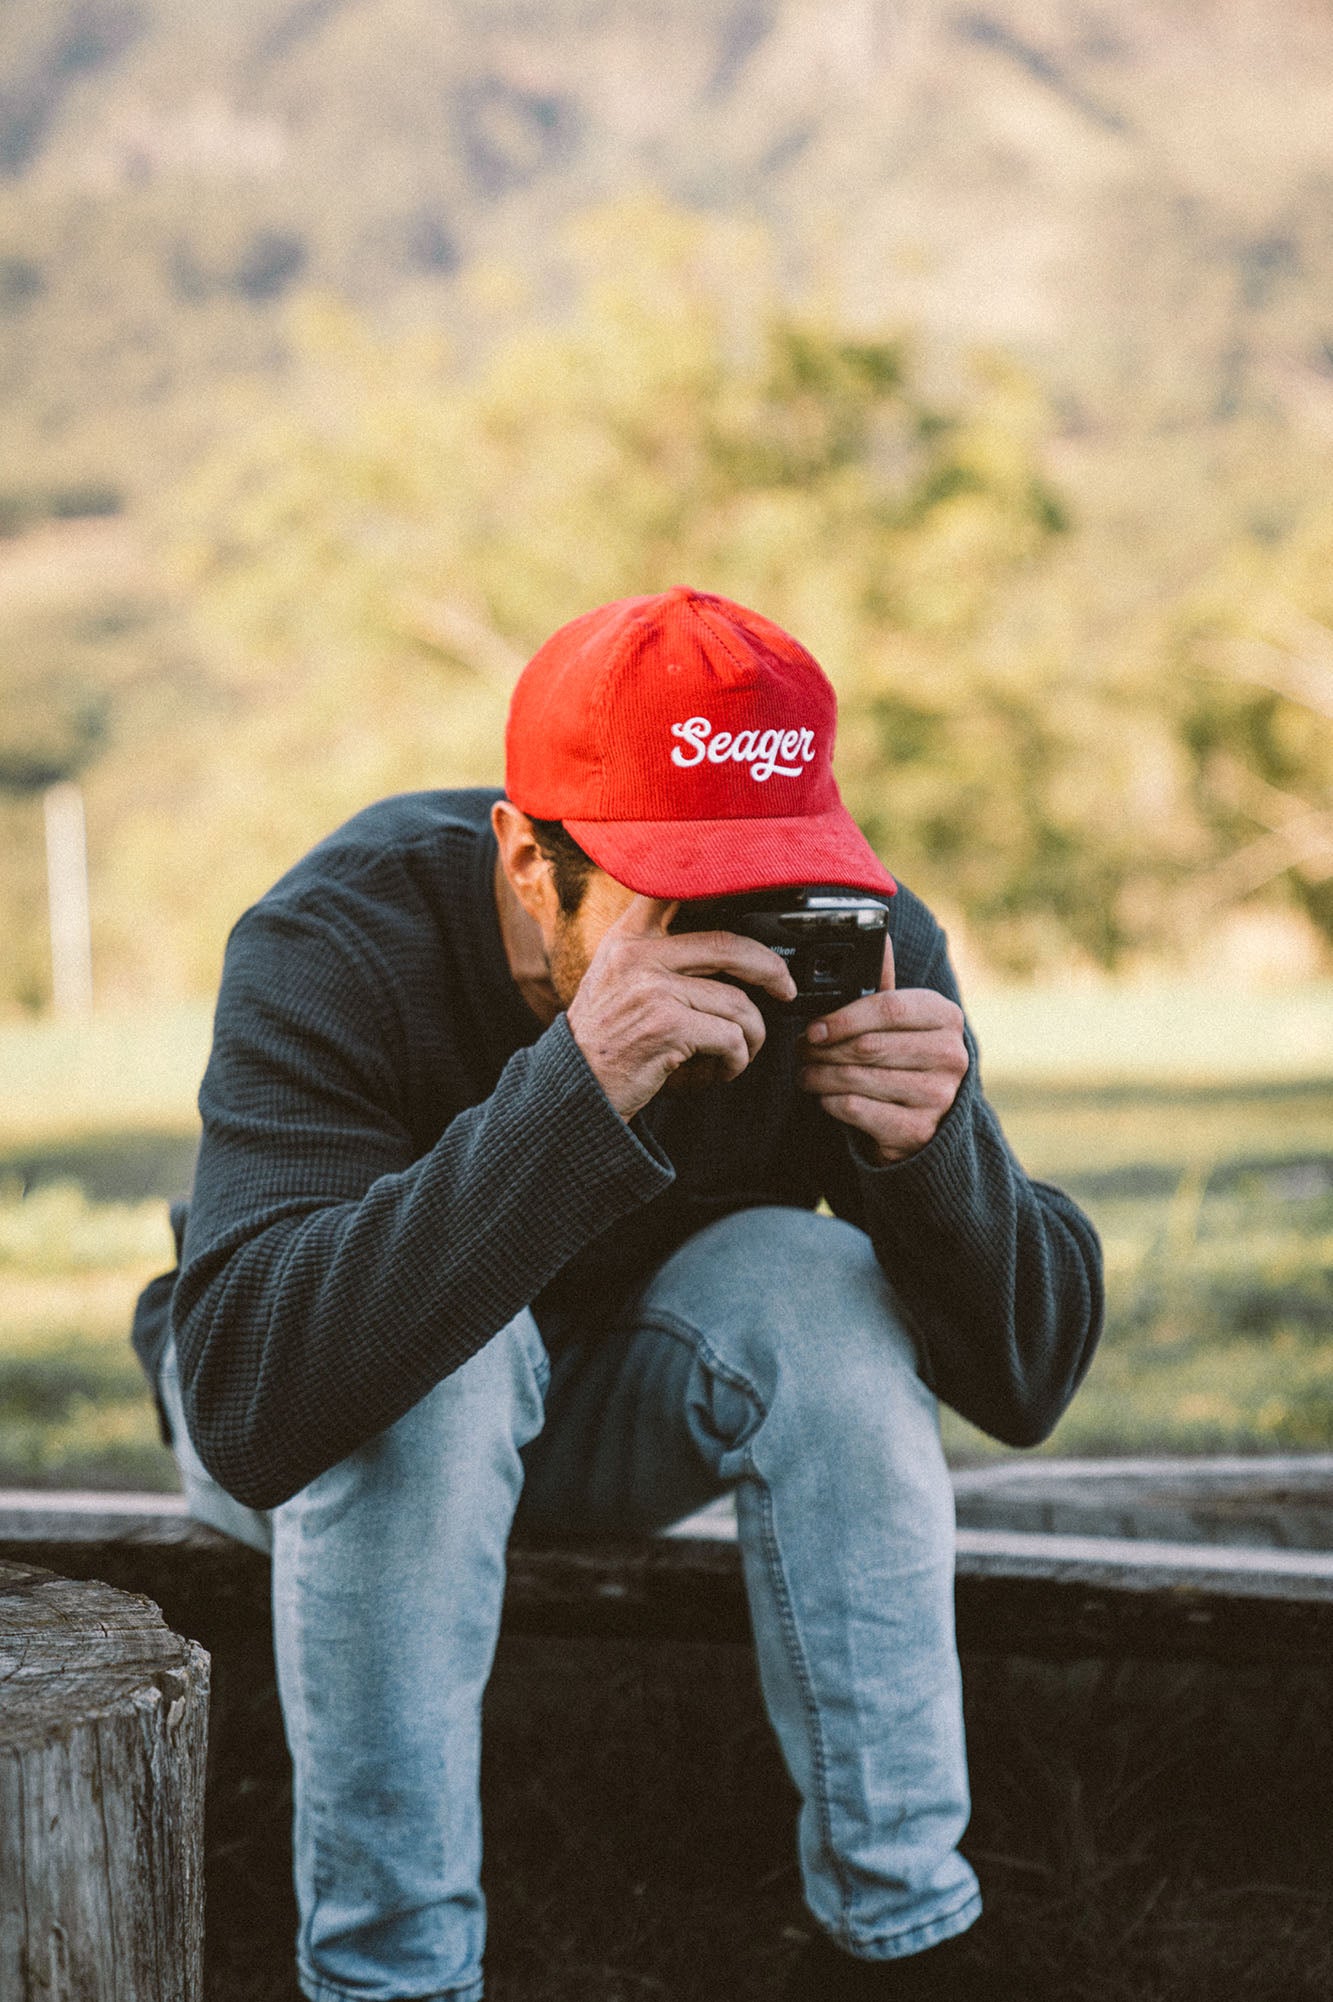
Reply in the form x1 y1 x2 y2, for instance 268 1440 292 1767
797 934 968 1164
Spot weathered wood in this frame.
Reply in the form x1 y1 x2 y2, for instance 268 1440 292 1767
3 1463 1333 1663
953 1452 1333 1548
0 1558 209 2002
503 1519 1333 1661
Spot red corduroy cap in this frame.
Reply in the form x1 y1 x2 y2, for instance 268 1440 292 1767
504 585 897 900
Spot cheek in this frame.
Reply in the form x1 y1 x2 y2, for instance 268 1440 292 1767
547 919 588 1007
549 878 634 1006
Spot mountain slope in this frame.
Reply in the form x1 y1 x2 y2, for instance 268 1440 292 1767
2 0 1332 502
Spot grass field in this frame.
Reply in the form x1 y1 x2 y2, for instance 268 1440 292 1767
0 984 1329 1490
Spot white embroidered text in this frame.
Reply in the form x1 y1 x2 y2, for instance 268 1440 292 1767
669 716 816 781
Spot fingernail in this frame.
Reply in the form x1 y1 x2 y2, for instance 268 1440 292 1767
807 1020 828 1042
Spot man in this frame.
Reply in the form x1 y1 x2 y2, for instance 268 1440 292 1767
133 585 1103 2001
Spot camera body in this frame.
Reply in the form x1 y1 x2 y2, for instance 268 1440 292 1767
670 886 892 1020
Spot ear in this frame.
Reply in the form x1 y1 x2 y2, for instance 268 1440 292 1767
491 799 559 928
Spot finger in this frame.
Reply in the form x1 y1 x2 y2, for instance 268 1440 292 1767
657 930 798 1003
815 1094 934 1162
800 1028 961 1072
671 974 768 1062
662 1051 741 1094
879 930 896 993
812 1092 879 1133
806 985 961 1047
798 1060 944 1106
611 894 680 937
668 1005 754 1082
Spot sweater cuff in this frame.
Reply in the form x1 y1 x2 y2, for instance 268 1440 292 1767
530 1011 676 1200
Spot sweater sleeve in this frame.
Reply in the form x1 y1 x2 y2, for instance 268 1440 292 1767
820 908 1104 1448
173 899 673 1508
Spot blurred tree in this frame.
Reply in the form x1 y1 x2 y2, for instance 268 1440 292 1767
1168 503 1333 951
3 195 1327 1010
0 668 106 794
172 198 1141 973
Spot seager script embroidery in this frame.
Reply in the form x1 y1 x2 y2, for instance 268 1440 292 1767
670 716 816 782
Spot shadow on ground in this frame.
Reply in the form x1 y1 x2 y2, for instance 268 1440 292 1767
205 1621 1332 2002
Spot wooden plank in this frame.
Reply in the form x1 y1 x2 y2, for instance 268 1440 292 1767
952 1454 1333 1547
3 1482 1333 1662
956 1524 1333 1596
951 1452 1333 1487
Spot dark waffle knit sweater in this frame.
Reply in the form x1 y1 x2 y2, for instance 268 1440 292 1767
131 787 1103 1511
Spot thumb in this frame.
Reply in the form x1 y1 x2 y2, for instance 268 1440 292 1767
612 893 680 937
878 929 896 993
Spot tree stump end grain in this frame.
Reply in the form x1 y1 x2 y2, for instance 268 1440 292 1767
0 1557 209 2002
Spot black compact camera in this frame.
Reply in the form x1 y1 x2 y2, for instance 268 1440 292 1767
670 886 892 1020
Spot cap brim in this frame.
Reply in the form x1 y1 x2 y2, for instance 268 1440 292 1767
563 802 897 901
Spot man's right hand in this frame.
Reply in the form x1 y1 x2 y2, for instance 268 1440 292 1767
565 896 797 1120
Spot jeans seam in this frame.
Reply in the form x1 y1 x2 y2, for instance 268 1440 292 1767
629 1305 856 1939
751 1462 857 1942
628 1307 760 1402
276 1507 335 1953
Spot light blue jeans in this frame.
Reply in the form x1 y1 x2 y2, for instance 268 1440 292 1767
160 1206 980 2001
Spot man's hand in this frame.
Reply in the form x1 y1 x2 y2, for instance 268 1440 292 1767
797 933 968 1164
566 896 797 1120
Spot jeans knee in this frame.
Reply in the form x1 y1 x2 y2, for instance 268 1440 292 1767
279 1311 549 1536
649 1207 928 1416
655 1211 950 1531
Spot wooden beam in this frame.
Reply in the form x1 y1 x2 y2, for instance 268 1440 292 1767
2 1485 1332 1663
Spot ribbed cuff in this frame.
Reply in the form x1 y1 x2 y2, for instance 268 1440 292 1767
526 1011 676 1206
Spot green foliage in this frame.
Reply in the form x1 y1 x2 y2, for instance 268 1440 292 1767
0 1176 172 1272
0 611 111 793
52 198 1284 984
0 1172 176 1488
0 0 1329 1001
0 1334 176 1490
2 1055 1329 1487
947 1161 1333 1463
165 201 1139 969
151 194 1329 979
1166 503 1333 948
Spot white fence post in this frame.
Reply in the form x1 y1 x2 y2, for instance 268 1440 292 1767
43 780 93 1018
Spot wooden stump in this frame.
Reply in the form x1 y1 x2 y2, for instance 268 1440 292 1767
0 1558 209 2002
